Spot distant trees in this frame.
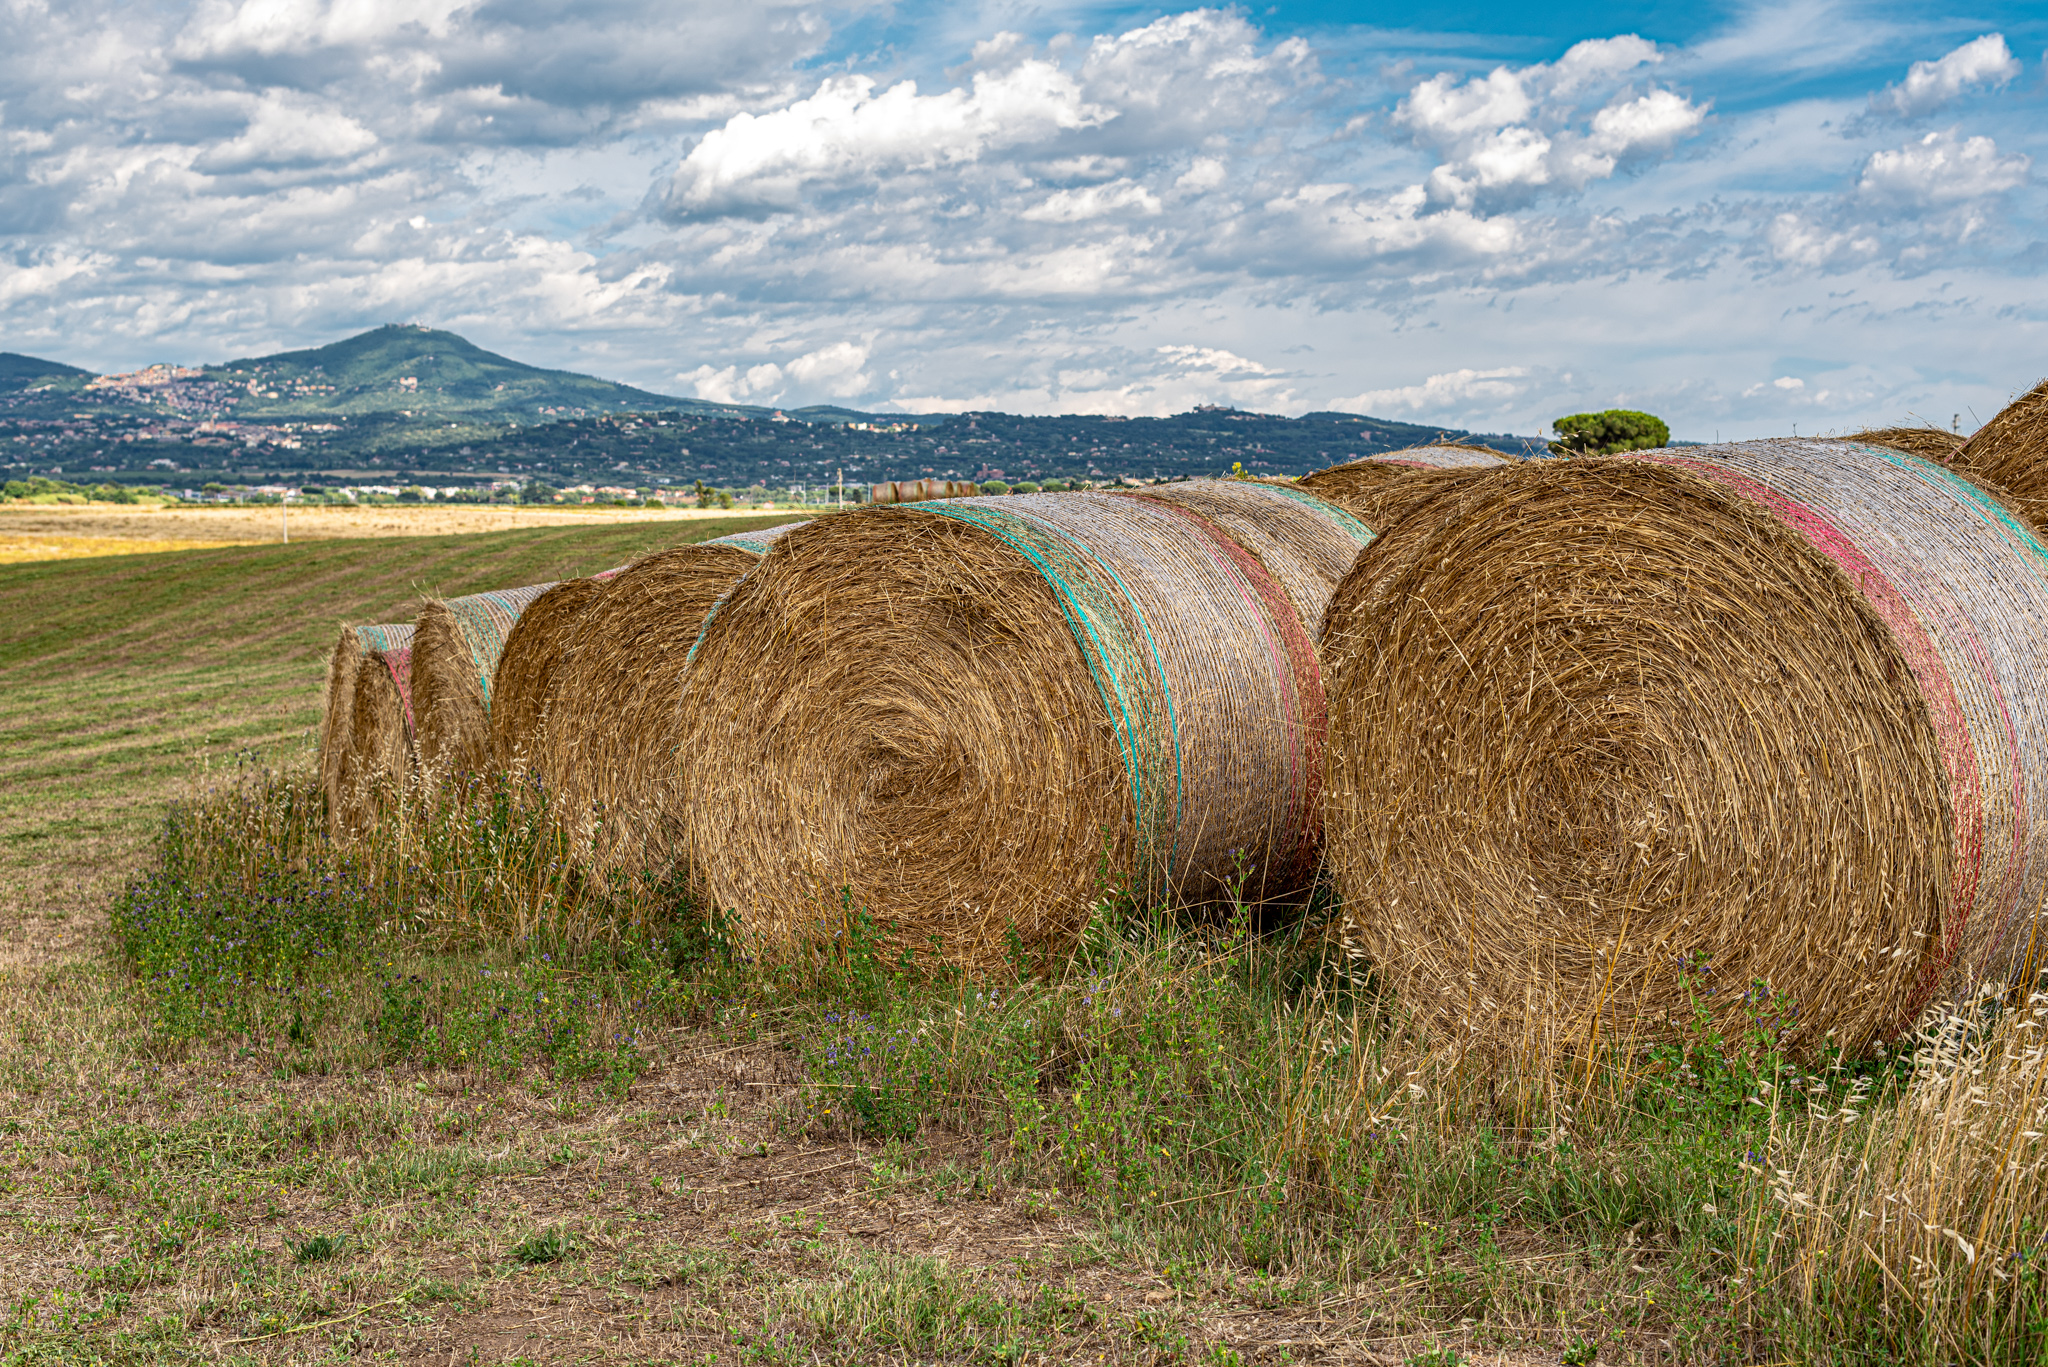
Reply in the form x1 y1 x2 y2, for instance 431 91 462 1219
979 480 1010 495
1550 410 1670 455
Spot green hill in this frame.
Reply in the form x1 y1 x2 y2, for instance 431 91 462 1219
0 352 91 387
211 323 748 422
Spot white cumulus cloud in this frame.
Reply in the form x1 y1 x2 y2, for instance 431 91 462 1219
1872 34 2020 118
1336 366 1529 415
660 61 1107 219
1021 179 1162 221
1396 36 1706 211
1858 130 2030 206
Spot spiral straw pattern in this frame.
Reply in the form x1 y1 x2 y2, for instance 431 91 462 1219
1321 440 2048 1052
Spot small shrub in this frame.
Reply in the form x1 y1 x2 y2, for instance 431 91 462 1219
1549 409 1669 455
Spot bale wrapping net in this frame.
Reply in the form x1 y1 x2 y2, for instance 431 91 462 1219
334 624 416 837
536 525 804 872
674 480 1373 967
1296 444 1512 507
1320 439 2048 1052
411 582 557 781
1957 379 2048 536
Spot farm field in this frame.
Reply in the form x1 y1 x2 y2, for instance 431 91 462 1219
0 503 807 564
0 516 2026 1367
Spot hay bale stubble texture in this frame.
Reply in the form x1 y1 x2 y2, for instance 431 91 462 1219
1320 440 2048 1053
410 583 556 782
1957 380 2048 536
673 482 1372 967
534 525 804 872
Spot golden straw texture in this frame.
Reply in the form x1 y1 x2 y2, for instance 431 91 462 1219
411 582 556 781
1958 380 2048 536
319 625 363 838
1297 444 1513 506
335 632 415 838
674 482 1371 968
540 525 805 873
1844 426 1966 463
488 577 613 774
1321 440 2048 1054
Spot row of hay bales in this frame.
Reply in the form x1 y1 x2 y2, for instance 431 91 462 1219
869 479 980 504
319 391 2048 1054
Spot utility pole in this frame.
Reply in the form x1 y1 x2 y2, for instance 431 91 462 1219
282 493 288 544
837 468 842 510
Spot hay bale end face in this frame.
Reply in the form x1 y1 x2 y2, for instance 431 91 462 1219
411 582 556 781
319 626 364 836
541 525 805 873
334 626 416 837
675 481 1372 967
1958 380 2048 537
1321 439 2048 1053
489 578 615 774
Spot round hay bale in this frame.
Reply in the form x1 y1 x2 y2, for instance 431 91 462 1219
673 480 1373 967
488 577 615 775
1957 379 2048 535
541 525 806 873
1843 426 1965 463
334 627 416 838
1321 439 2048 1053
411 582 557 782
1297 444 1514 506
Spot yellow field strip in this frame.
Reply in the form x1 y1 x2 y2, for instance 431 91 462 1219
0 536 252 564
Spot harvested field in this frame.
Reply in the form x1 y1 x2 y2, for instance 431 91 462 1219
674 481 1371 968
0 501 792 556
1320 439 2048 1053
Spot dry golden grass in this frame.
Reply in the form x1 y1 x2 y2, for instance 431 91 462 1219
0 500 796 554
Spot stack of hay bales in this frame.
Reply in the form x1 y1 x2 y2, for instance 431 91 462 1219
673 479 1373 968
411 583 558 782
320 622 416 837
1319 438 2048 1053
1955 379 2048 535
869 479 978 504
492 525 805 873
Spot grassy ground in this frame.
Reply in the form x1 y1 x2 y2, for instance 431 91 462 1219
4 534 2045 1365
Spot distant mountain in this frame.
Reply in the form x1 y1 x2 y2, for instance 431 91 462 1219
0 352 91 386
210 323 748 422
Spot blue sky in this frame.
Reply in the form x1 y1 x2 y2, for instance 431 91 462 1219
1 0 2043 438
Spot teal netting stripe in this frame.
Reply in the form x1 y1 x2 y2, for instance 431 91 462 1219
922 501 1186 886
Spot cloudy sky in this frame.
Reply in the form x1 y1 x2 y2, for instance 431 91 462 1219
2 0 2044 437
